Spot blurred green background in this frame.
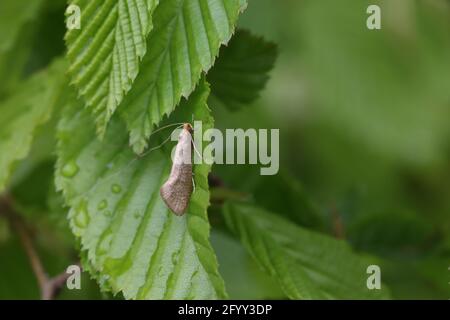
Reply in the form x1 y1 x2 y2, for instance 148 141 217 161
213 0 450 299
0 0 449 299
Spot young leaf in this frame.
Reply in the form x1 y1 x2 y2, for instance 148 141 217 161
56 81 226 299
65 0 159 135
223 202 390 299
119 0 248 154
0 59 67 192
208 30 277 111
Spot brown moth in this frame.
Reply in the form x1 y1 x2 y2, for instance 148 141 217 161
160 123 194 216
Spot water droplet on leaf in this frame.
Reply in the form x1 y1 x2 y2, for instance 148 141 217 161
98 200 108 210
62 161 79 178
74 202 89 228
111 184 122 194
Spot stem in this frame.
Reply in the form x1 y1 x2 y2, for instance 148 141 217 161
12 210 48 291
0 195 79 300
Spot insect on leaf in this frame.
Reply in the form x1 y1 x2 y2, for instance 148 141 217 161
56 80 226 299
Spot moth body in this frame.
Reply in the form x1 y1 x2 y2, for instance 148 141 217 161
160 124 194 215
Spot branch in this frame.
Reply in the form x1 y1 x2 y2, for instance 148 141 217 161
42 262 81 300
0 195 79 300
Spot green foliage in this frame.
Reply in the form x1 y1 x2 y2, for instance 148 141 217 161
252 173 325 230
119 0 248 153
56 82 225 299
211 229 285 299
0 0 44 97
208 29 277 111
347 211 435 256
223 202 390 299
0 59 66 192
0 0 448 301
65 0 159 135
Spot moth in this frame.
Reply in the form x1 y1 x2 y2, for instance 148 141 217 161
160 123 194 216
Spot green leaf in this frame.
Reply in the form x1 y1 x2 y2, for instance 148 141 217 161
56 81 226 299
208 29 277 111
0 0 45 97
347 211 435 256
211 229 285 299
382 257 450 299
8 92 64 189
252 172 325 231
65 0 159 135
0 0 43 55
0 59 67 192
119 0 248 154
223 202 390 299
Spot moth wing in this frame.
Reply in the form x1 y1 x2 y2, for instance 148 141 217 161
160 164 193 216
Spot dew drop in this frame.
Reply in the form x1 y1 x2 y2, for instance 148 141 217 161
74 202 89 229
97 200 108 210
61 160 79 178
111 184 122 194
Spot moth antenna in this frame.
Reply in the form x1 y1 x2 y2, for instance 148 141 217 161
103 123 184 182
139 125 183 159
149 122 185 137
